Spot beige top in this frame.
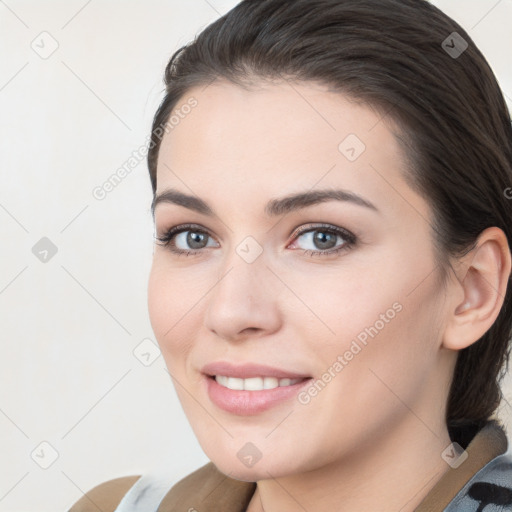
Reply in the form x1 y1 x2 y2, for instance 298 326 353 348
68 419 509 512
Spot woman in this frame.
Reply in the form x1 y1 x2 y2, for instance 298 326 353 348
69 0 512 510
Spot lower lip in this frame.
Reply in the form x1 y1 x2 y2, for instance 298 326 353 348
204 375 313 415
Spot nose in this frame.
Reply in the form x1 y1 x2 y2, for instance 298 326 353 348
203 249 281 342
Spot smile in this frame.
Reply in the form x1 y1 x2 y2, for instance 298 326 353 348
214 375 305 391
204 375 313 415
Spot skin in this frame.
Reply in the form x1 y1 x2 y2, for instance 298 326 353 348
147 79 511 512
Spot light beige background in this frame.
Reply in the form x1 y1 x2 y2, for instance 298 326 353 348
0 1 511 511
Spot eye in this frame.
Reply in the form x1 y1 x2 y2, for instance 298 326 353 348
288 223 356 257
155 222 357 258
155 223 218 256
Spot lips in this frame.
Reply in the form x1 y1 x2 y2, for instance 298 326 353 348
200 361 313 415
204 374 312 415
201 361 311 380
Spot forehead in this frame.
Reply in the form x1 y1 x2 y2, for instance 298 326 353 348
155 79 425 222
158 79 397 165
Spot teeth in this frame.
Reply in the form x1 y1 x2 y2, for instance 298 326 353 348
214 375 302 391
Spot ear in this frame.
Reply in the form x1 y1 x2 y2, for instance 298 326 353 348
442 227 511 351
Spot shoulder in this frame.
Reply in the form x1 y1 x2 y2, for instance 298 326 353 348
159 462 256 510
66 465 215 512
67 463 253 512
67 475 141 512
445 451 512 511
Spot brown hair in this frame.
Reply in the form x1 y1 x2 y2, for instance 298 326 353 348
147 0 512 446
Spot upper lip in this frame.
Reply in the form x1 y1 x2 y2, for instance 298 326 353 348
201 361 311 380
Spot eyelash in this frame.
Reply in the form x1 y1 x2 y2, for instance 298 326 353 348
154 222 357 258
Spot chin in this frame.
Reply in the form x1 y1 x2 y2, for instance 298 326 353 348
208 450 296 482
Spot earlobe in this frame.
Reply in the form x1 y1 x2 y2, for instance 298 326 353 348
442 227 511 351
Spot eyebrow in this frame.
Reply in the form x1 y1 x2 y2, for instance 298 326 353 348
151 187 379 218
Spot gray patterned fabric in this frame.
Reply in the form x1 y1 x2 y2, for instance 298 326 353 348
444 449 512 512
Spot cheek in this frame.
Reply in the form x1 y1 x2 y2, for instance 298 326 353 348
147 263 169 341
318 271 443 419
296 244 442 387
281 262 393 347
147 260 197 368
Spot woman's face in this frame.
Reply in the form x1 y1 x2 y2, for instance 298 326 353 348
148 80 456 480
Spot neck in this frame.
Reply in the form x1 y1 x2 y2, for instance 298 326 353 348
246 416 453 512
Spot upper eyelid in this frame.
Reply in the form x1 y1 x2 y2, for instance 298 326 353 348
291 222 354 237
156 222 349 234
